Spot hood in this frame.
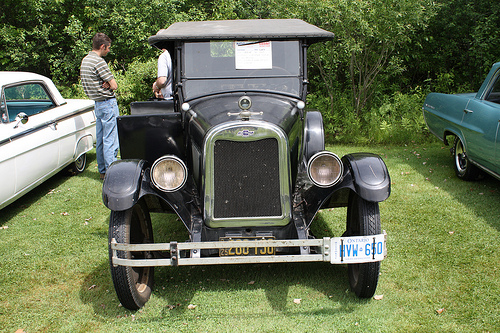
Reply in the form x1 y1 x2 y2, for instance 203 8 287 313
186 92 303 146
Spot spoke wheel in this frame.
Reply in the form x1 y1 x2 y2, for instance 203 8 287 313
109 201 154 310
345 192 381 298
452 136 479 180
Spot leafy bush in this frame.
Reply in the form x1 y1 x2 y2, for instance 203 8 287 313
309 88 434 145
57 82 87 100
112 58 158 115
308 92 363 144
364 89 432 144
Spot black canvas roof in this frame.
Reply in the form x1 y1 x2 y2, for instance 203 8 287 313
148 19 334 49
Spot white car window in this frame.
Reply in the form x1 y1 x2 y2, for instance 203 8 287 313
2 83 55 122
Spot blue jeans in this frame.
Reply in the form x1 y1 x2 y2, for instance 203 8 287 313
95 98 119 174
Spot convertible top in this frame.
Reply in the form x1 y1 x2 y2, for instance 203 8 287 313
148 19 334 49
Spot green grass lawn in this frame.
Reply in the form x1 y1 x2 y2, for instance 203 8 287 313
1 142 499 332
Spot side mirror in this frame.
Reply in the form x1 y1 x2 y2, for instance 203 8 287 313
14 112 29 128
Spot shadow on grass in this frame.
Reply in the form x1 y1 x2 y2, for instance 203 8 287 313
79 211 368 319
0 151 100 226
80 260 363 319
0 170 70 225
159 262 356 311
406 142 500 232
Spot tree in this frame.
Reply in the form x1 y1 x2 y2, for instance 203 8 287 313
0 0 74 78
299 0 438 115
0 0 204 84
404 0 500 92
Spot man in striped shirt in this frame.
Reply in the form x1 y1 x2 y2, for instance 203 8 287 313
80 33 119 180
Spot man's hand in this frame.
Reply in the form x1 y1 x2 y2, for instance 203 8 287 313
152 82 164 99
102 79 118 91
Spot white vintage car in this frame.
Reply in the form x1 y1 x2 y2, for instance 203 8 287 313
0 72 96 210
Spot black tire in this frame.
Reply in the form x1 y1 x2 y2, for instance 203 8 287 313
69 153 87 175
452 136 479 180
345 192 381 298
109 201 154 310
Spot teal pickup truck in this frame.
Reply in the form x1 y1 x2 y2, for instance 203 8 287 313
423 62 500 180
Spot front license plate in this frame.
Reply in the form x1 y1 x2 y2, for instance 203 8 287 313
219 237 275 256
330 233 386 264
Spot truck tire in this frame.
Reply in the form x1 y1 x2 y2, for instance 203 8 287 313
109 201 154 310
345 192 381 298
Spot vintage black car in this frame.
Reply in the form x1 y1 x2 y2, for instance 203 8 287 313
103 19 391 310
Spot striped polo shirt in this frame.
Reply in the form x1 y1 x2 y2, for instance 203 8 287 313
80 51 115 101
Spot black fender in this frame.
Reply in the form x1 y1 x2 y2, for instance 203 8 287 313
300 152 390 226
102 159 146 211
303 111 325 162
102 159 198 233
342 153 391 202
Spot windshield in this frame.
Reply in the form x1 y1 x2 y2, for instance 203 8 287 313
182 40 301 100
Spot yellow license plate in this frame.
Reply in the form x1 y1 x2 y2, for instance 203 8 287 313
219 237 275 256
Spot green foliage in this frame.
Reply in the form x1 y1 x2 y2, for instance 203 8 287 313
112 58 158 115
0 0 201 84
423 71 476 95
308 88 432 145
307 91 363 144
299 0 439 114
404 0 500 91
58 82 88 100
2 0 498 144
364 88 431 144
0 0 67 77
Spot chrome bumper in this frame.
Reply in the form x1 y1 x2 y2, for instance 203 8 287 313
110 232 387 267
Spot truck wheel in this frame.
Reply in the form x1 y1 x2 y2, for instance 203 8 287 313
109 201 154 310
345 192 381 298
69 153 87 174
452 136 479 180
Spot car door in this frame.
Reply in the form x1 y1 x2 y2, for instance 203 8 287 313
0 89 16 204
486 75 500 174
2 82 60 198
461 73 500 173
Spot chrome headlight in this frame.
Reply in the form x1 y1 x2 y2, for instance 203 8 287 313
307 151 343 187
151 155 187 192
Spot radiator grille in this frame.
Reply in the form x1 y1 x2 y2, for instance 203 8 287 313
213 138 282 218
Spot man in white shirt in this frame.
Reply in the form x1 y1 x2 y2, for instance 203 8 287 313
152 49 172 99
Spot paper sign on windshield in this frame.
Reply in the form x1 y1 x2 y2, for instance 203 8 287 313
235 41 272 70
